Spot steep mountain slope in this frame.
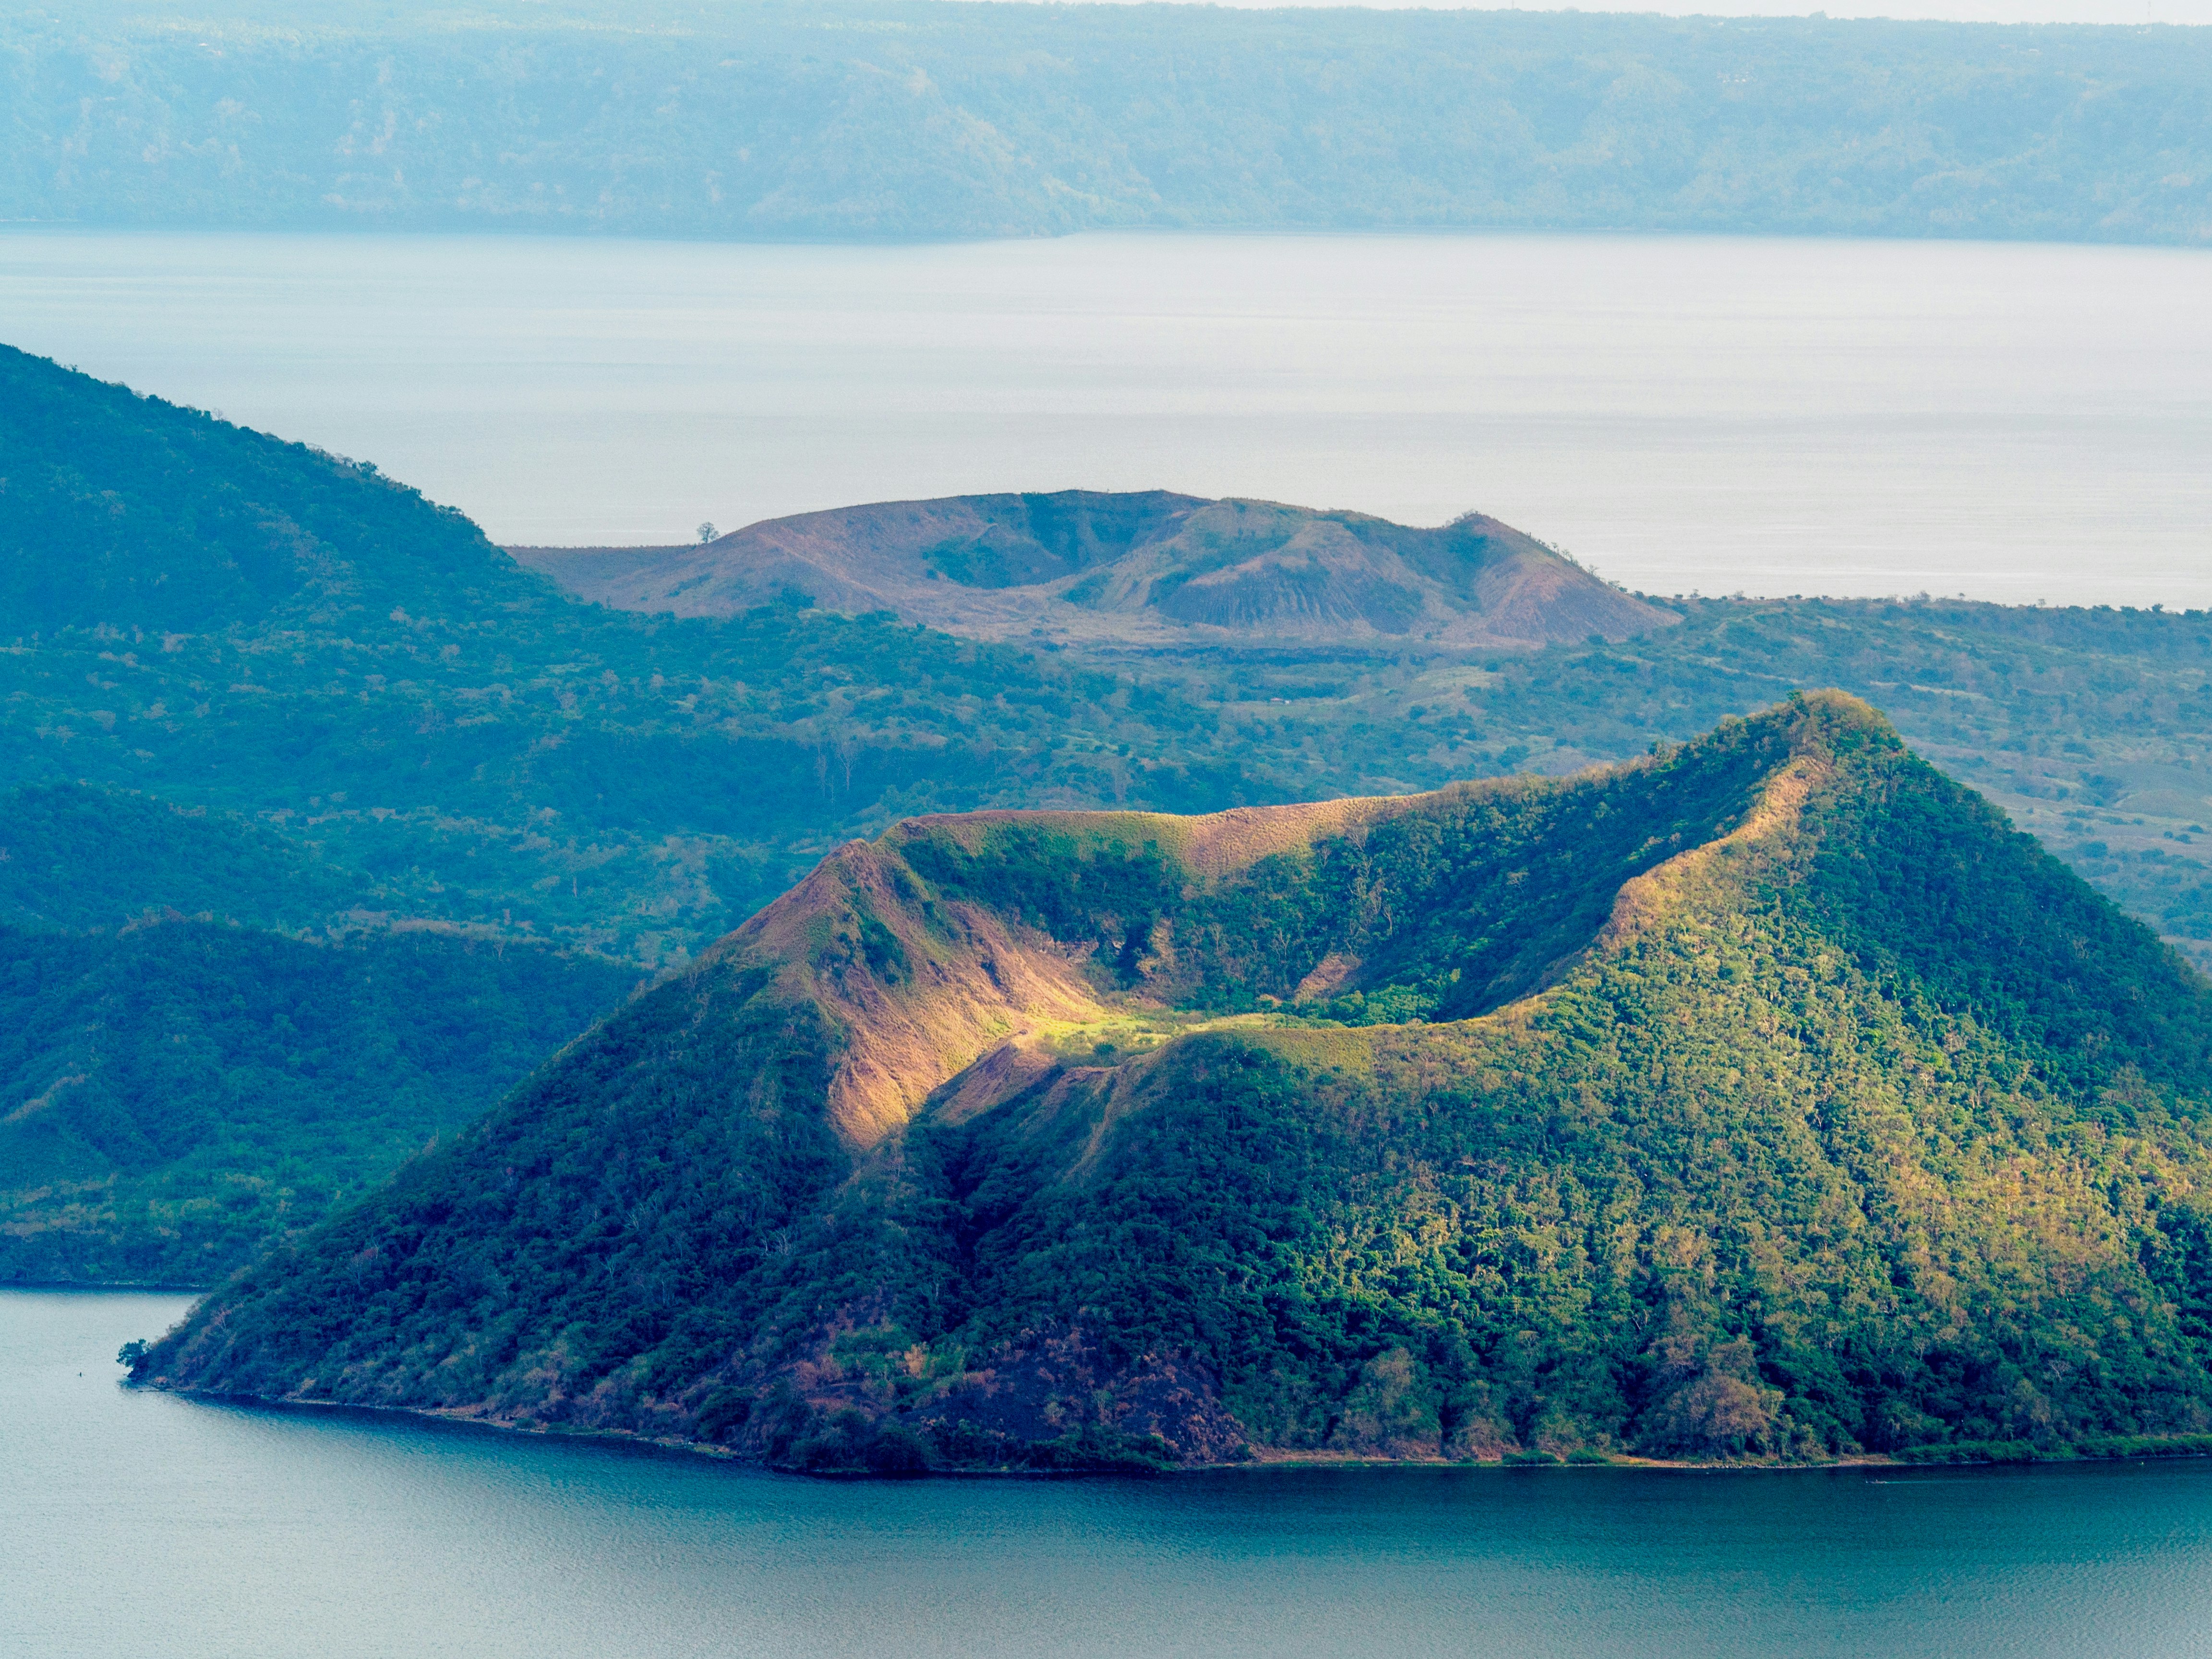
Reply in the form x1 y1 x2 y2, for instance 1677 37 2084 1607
511 493 1675 650
13 349 2211 1308
134 695 2212 1469
0 345 551 635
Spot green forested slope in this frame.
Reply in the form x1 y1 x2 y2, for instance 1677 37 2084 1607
0 774 641 1292
0 783 356 933
134 697 2212 1470
0 917 636 1285
0 778 636 1286
0 345 535 634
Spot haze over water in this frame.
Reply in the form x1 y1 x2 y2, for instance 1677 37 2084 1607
1 229 2206 610
10 1291 2212 1659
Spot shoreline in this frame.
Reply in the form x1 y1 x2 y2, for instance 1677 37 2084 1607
6 1278 213 1295
128 1381 2212 1480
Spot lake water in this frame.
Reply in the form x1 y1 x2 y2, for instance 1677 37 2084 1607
11 1292 2212 1659
0 229 2207 609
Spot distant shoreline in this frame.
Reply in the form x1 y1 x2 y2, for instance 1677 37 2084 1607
10 5 2211 250
4 1279 211 1295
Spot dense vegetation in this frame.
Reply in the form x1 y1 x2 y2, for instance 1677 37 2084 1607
7 345 2210 1293
134 699 2212 1473
1394 599 2212 973
0 781 638 1284
0 915 635 1286
0 783 353 934
10 1 2211 246
890 727 1785 1024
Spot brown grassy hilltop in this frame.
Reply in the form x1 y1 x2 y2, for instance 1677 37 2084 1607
510 491 1673 650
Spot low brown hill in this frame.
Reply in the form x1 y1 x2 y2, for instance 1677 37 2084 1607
509 491 1674 650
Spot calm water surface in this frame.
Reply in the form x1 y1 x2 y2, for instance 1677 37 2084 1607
9 1291 2212 1658
0 229 2206 607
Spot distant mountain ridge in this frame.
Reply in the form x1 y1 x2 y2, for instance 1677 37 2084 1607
512 493 1674 650
135 696 2212 1473
12 2 2212 246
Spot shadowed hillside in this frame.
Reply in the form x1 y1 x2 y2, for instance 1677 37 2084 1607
513 493 1674 650
0 783 638 1285
133 695 2212 1473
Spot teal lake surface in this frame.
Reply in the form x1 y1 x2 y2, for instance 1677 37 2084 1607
1 229 2207 608
10 1290 2212 1658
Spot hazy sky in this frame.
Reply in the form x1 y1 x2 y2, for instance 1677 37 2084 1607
1035 1 2207 22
